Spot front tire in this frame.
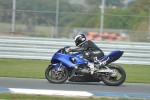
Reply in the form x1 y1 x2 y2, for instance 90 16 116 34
101 64 126 86
45 65 69 84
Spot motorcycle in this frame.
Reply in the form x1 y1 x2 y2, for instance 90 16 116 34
45 46 126 86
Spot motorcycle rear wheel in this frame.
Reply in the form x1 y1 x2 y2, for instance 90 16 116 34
101 64 126 86
45 65 69 84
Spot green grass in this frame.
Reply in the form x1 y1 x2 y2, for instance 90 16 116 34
0 58 150 83
118 64 150 83
0 58 49 78
0 93 146 100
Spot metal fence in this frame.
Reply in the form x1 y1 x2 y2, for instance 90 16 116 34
0 0 150 42
0 36 150 65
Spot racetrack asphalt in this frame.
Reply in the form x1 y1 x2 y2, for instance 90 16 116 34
0 77 150 98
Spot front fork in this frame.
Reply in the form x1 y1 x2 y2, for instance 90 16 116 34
52 62 65 77
57 62 62 71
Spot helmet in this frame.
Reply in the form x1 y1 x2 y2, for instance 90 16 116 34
75 34 86 47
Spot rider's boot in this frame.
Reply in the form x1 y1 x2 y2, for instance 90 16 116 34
94 61 105 71
93 57 108 71
93 57 100 71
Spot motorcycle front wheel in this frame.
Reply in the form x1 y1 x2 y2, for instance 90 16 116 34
101 64 126 86
45 65 69 84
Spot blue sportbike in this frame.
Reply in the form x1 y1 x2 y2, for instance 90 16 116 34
45 46 126 86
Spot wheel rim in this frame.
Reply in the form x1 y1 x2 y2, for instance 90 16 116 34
48 67 67 80
105 68 122 82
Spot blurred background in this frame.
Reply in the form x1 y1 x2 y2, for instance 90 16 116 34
0 0 150 42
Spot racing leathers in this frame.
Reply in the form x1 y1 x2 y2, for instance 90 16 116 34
70 40 105 70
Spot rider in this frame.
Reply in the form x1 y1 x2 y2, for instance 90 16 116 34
69 34 107 70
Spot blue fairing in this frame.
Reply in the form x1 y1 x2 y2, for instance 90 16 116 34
51 50 86 68
100 50 124 64
50 46 124 69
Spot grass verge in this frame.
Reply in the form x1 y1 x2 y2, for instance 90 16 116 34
0 93 146 100
0 58 150 83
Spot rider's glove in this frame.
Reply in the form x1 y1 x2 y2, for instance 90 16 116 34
69 49 73 52
69 49 75 52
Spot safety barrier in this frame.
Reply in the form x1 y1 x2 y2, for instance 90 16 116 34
0 36 150 65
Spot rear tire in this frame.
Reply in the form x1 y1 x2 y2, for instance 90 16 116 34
101 64 126 86
45 65 69 84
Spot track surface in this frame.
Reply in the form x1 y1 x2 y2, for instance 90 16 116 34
0 77 150 95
